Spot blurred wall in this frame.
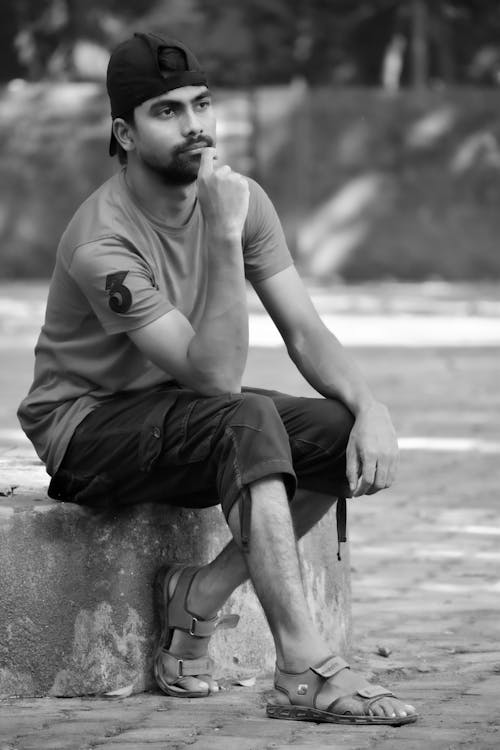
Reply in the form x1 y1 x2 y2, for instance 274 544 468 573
1 82 500 281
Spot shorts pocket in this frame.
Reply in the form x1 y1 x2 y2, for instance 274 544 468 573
48 469 114 509
138 407 171 472
174 398 228 465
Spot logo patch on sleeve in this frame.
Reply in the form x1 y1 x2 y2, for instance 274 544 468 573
105 271 132 313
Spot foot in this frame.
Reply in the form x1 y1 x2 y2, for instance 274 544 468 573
166 566 220 694
269 655 417 725
153 564 239 698
315 661 416 721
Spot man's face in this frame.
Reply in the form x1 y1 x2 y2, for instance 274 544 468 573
130 85 216 185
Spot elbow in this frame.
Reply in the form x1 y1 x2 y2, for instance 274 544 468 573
186 347 245 396
285 328 307 363
187 367 242 397
205 370 242 395
203 381 242 396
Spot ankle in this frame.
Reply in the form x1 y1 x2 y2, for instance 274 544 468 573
276 639 332 674
186 566 226 619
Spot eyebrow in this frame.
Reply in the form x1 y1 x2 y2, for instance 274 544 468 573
148 90 212 114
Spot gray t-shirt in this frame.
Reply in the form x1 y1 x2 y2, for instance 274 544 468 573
18 170 293 474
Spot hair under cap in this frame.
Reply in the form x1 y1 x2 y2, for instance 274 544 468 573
106 32 208 156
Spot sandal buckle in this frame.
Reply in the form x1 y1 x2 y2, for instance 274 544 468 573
176 658 184 678
189 617 199 636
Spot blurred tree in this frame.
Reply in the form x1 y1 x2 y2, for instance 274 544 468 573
0 1 25 81
1 0 500 86
5 0 159 82
335 0 500 89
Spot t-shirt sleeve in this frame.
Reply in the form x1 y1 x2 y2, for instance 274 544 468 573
68 238 174 334
242 178 294 284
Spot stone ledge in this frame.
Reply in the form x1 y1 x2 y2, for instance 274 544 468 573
0 448 351 698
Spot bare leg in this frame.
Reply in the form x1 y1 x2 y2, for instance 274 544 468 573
166 485 334 691
170 475 415 718
226 476 331 670
230 476 414 719
172 486 334 630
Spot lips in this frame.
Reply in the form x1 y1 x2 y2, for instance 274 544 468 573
178 139 212 154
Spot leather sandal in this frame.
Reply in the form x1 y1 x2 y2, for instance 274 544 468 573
266 655 418 726
153 563 239 698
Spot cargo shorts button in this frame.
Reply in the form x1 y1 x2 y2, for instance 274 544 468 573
152 427 161 439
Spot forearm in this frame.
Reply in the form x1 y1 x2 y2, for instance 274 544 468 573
288 321 377 415
187 232 248 393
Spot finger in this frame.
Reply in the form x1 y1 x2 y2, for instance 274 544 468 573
386 449 399 488
354 456 376 496
198 146 217 177
370 458 389 494
354 476 371 497
368 449 398 493
215 164 232 177
345 444 360 496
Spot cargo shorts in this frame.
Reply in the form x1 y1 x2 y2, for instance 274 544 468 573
49 384 354 548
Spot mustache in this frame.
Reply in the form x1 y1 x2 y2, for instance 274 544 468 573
175 136 214 154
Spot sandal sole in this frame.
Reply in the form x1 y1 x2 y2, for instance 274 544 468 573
266 704 418 726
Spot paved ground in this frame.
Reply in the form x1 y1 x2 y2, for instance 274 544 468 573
1 282 499 748
1 452 498 749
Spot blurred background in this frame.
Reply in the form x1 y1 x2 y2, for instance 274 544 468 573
1 0 500 282
1 7 499 721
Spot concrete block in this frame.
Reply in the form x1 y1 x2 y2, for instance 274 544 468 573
0 449 351 698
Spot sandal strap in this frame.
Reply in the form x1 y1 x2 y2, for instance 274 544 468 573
357 685 394 700
311 655 350 679
273 656 351 709
159 650 214 679
273 656 399 718
217 613 240 630
188 612 240 637
326 684 395 715
167 566 239 636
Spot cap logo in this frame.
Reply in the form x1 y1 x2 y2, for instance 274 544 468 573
160 48 187 73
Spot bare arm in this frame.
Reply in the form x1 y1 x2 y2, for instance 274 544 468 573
254 265 399 496
129 148 249 396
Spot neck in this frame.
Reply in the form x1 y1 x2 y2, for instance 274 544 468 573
124 161 197 227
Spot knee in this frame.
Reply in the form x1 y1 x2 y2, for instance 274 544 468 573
324 399 355 442
213 392 292 468
301 398 355 452
227 391 284 432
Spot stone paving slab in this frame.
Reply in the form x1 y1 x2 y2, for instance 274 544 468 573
1 448 499 748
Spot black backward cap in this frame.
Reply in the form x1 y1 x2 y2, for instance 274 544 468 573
106 32 208 156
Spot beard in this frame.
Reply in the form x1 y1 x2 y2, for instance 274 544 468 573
143 135 215 186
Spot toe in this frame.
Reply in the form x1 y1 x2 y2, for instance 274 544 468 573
383 698 398 718
196 673 219 693
178 675 210 694
369 699 392 718
375 698 400 718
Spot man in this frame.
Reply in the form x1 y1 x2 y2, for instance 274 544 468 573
18 32 417 726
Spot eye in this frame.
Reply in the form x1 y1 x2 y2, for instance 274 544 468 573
196 99 211 110
158 106 175 118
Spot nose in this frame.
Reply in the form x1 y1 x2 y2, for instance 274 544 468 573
180 106 202 137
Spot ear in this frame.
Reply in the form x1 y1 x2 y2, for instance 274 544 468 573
112 118 135 153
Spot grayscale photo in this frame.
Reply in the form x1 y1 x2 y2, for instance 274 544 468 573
0 2 498 748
